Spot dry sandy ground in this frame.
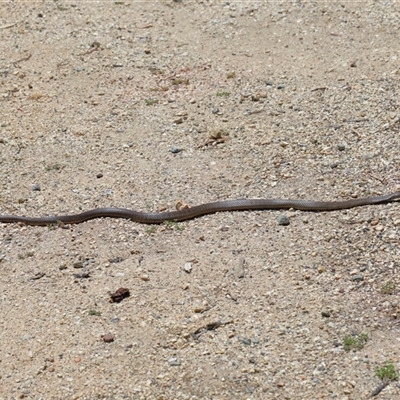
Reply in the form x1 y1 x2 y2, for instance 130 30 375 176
1 1 400 399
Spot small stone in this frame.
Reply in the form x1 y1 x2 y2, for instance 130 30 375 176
73 271 90 279
350 269 358 275
321 310 331 318
110 287 130 303
32 184 41 191
337 143 346 151
168 357 181 366
102 333 114 343
317 266 325 273
278 215 290 226
96 173 103 178
277 84 285 90
352 274 364 282
170 146 182 154
140 274 150 281
183 262 192 273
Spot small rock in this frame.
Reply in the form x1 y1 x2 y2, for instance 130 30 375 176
140 274 150 281
278 214 290 226
96 173 103 178
73 271 90 279
170 146 182 154
337 143 346 151
32 184 41 191
352 274 364 282
321 310 331 318
110 287 130 303
183 262 192 273
350 269 358 275
102 333 114 343
168 357 181 366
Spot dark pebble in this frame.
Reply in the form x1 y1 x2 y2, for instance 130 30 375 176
170 147 182 154
321 310 331 318
32 184 41 191
96 173 103 178
110 287 130 303
278 214 290 226
102 333 114 343
337 143 346 151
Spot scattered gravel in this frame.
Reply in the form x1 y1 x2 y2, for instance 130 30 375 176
0 1 400 399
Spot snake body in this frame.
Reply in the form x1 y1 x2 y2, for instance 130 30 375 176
0 192 399 226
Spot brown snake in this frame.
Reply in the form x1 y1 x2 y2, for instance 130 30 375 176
0 192 399 226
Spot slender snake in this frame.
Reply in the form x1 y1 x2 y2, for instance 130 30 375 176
0 191 399 226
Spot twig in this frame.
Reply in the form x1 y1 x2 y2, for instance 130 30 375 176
12 53 32 66
0 21 19 29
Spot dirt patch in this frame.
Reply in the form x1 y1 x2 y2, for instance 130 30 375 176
1 1 400 399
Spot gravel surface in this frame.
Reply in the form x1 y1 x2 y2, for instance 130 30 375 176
1 1 400 399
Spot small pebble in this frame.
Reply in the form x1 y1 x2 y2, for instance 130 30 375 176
168 357 181 366
32 184 41 191
183 262 192 273
337 143 346 151
321 310 331 318
102 333 114 343
352 274 364 282
170 146 182 154
278 215 290 226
